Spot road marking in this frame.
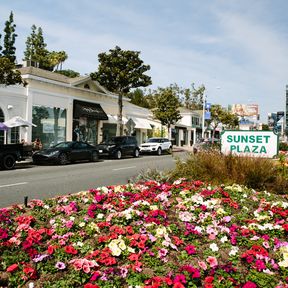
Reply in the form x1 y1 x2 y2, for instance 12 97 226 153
113 166 136 171
0 182 28 188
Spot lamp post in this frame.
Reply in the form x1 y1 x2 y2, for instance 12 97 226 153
202 93 206 139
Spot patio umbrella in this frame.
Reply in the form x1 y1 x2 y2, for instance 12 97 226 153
0 122 8 131
4 116 37 128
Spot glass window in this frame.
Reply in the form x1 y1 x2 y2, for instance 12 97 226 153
32 106 66 148
73 117 98 145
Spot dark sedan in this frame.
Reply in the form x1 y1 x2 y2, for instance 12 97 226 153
32 141 100 165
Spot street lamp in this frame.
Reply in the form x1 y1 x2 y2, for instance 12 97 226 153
202 93 206 139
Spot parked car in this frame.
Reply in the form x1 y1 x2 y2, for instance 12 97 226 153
192 138 220 154
140 137 172 155
0 143 32 170
96 136 140 159
32 141 100 165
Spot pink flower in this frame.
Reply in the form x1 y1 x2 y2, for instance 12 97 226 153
242 281 257 288
198 261 207 270
206 256 218 268
254 259 266 271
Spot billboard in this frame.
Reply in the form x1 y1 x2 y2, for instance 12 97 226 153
231 104 259 117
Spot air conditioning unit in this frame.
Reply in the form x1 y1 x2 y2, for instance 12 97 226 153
22 60 39 68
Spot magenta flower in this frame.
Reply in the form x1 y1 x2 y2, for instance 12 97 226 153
185 245 196 255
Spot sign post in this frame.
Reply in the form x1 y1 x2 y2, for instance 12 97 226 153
221 130 278 158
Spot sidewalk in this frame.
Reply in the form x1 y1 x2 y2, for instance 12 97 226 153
172 146 193 153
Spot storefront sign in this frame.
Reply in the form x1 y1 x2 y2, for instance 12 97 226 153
221 130 278 158
73 100 108 120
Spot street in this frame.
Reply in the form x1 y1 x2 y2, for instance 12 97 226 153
0 153 186 208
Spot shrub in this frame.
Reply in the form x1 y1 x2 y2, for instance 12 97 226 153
279 142 288 151
169 151 288 194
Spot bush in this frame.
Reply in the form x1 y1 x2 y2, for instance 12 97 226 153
169 151 288 194
279 142 288 151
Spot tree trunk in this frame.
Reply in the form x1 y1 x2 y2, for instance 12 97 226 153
117 93 123 136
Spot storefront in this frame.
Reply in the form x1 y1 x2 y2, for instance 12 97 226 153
32 106 67 148
72 100 108 145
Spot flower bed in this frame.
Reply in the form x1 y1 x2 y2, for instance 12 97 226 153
0 180 288 287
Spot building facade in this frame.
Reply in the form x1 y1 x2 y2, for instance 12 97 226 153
0 66 161 147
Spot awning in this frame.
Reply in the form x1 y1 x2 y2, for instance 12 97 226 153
73 100 108 120
128 117 152 129
4 116 37 128
107 115 128 124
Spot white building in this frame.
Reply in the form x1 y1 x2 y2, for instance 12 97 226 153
0 66 161 147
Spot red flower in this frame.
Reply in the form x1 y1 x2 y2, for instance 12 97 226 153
23 265 37 279
84 284 100 288
64 245 78 255
6 263 18 272
282 223 288 232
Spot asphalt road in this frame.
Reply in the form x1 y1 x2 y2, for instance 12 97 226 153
0 153 185 208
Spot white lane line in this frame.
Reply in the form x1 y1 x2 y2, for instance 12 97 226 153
113 166 136 171
0 182 28 188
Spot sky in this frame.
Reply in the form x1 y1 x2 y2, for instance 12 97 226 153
0 0 287 122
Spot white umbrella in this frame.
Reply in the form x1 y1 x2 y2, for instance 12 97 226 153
4 116 37 128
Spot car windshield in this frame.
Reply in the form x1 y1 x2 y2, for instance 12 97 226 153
103 137 124 145
147 138 161 143
53 142 73 148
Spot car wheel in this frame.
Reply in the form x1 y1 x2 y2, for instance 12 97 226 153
58 153 68 165
168 146 172 154
133 149 140 158
91 151 99 162
115 150 122 159
157 147 162 156
1 154 16 170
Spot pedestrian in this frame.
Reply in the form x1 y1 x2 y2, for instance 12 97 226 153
33 138 42 151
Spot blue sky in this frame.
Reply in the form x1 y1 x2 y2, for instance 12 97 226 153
1 0 287 121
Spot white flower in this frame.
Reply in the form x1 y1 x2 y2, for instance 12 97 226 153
150 205 158 211
108 242 122 256
209 243 219 252
220 236 228 243
97 213 104 219
44 205 49 209
229 246 239 256
76 241 83 247
127 247 135 253
156 226 167 237
79 222 86 227
70 216 75 221
28 283 34 288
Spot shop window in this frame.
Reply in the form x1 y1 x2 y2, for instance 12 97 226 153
101 123 117 142
73 117 98 145
32 106 66 148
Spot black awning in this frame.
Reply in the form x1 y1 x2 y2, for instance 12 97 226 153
73 100 108 120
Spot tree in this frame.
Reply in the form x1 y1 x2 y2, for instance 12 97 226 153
0 57 24 86
24 25 68 71
206 105 239 140
127 88 150 108
2 12 17 63
0 12 23 86
151 87 182 138
55 69 80 78
90 46 152 135
24 25 49 68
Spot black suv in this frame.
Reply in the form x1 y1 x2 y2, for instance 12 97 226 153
96 136 140 159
